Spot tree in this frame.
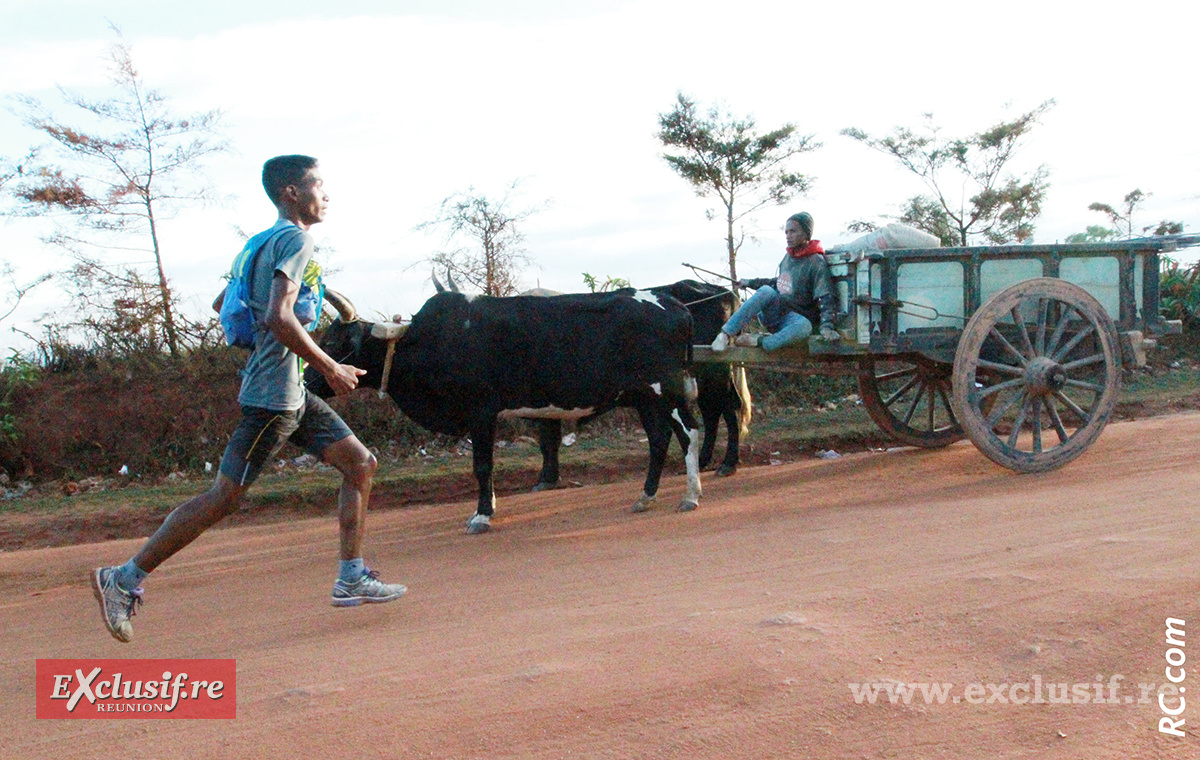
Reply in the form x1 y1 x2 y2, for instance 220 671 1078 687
582 273 630 292
1087 189 1146 239
1086 189 1184 239
417 181 543 297
1065 225 1119 244
0 153 53 343
896 196 959 247
0 264 51 330
0 149 37 195
11 29 226 356
842 101 1054 246
657 93 819 282
0 151 52 328
1150 220 1185 236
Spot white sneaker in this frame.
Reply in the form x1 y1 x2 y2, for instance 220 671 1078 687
710 331 731 352
92 566 143 643
331 569 407 607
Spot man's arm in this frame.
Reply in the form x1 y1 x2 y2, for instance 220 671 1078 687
739 277 775 290
264 272 364 395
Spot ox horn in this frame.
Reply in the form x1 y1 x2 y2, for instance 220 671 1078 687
324 289 357 322
432 269 462 294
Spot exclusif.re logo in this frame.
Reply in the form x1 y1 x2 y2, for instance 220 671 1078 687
36 659 236 719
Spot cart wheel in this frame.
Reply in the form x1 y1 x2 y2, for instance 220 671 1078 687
857 356 963 448
951 278 1121 473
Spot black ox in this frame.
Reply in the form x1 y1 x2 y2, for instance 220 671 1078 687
307 288 703 533
531 279 750 490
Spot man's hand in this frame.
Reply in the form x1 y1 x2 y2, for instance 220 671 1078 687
325 363 367 396
818 324 840 342
265 272 365 395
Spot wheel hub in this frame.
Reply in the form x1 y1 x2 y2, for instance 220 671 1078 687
1025 356 1066 396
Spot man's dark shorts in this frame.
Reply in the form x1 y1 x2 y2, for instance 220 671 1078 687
219 391 354 487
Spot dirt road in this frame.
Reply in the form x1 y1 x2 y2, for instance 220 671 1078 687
4 413 1199 759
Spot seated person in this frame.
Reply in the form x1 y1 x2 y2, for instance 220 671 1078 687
712 211 839 352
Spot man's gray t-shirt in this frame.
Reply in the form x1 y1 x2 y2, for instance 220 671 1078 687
237 219 314 411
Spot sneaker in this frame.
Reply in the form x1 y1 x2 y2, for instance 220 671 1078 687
331 569 407 607
91 567 143 643
734 333 763 348
710 331 731 352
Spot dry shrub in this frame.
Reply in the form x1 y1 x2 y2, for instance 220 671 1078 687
5 348 243 479
3 347 436 481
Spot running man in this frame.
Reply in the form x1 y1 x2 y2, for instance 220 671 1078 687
92 155 406 643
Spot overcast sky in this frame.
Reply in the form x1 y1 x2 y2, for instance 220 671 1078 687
1 0 1196 352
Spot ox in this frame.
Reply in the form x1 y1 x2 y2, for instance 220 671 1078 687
306 288 703 533
532 280 751 490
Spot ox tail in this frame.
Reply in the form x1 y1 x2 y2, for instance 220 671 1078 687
683 373 698 403
683 319 696 402
734 365 752 438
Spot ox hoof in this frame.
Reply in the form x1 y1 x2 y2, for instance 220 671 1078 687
630 495 656 513
677 500 699 512
715 464 736 477
465 515 492 534
531 480 559 492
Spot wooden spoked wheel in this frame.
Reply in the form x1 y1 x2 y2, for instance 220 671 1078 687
858 355 964 448
950 278 1121 473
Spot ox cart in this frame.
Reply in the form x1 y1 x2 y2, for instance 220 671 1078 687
693 237 1195 473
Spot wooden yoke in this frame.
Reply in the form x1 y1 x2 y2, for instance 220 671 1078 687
370 322 408 399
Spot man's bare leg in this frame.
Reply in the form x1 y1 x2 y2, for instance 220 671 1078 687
322 434 376 560
133 474 248 573
323 435 406 607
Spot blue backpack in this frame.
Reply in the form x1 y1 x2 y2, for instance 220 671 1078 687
219 227 325 348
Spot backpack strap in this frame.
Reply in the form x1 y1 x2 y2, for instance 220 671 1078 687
243 226 294 316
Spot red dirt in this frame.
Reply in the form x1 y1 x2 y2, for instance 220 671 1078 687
4 413 1199 758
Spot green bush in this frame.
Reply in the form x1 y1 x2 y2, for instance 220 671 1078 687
1160 256 1200 327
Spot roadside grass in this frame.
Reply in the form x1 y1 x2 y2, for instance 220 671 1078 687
1120 367 1200 404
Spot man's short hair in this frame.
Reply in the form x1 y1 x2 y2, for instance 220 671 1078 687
262 155 318 205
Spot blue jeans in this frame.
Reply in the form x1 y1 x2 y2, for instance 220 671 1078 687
722 285 812 351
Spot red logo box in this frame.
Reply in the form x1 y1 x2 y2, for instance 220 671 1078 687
36 659 236 719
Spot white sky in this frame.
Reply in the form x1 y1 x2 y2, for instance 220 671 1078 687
1 0 1197 352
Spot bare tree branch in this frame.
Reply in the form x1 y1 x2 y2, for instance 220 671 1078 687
415 180 546 297
9 28 228 356
841 101 1054 245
